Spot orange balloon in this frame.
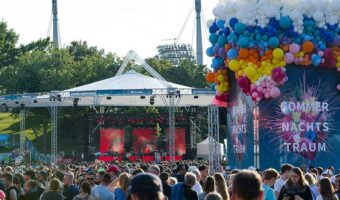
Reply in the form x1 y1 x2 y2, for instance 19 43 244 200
302 41 314 53
239 48 249 59
205 72 215 83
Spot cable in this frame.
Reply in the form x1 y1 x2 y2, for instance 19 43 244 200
177 3 194 43
201 9 210 41
47 12 52 38
191 15 196 50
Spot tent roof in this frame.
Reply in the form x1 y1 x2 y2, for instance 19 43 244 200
197 137 220 145
66 70 192 92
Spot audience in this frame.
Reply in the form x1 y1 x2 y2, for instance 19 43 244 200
0 160 339 200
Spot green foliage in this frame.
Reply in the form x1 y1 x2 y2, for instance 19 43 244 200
0 21 20 68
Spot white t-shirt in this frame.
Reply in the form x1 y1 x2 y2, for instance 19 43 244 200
192 182 203 195
274 178 285 193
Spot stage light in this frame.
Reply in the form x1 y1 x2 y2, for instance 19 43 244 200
150 96 155 105
20 103 25 110
73 98 79 107
33 100 38 103
106 97 112 100
57 94 62 102
140 96 146 99
194 95 199 99
15 101 19 104
1 103 6 107
176 90 181 97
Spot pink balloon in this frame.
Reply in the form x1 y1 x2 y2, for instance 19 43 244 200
270 87 281 98
337 84 340 91
284 52 295 64
256 97 261 101
289 43 300 54
252 92 259 98
337 68 340 72
299 57 304 62
264 92 271 99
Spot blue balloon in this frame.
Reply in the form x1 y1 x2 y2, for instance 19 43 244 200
219 48 226 58
211 84 216 91
223 27 231 36
213 45 220 55
238 37 249 48
217 35 228 47
212 58 219 67
279 16 292 29
268 37 280 48
209 25 218 33
217 19 225 29
206 47 214 57
234 22 246 34
218 57 225 65
209 34 218 44
227 48 238 59
229 17 238 29
231 34 239 43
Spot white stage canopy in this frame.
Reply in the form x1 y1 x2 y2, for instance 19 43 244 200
0 70 215 108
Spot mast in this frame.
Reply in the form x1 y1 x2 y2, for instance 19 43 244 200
195 0 203 66
52 0 60 48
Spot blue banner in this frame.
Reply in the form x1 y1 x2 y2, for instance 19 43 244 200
259 65 340 170
227 73 254 169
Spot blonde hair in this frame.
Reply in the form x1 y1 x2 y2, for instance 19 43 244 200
169 177 178 186
214 173 230 200
304 173 317 185
118 172 132 192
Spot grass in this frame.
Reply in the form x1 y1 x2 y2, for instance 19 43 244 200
0 112 46 140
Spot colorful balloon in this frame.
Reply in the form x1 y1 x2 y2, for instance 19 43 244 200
302 41 314 53
273 48 284 59
229 60 240 71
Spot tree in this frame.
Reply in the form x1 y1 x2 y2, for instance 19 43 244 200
0 21 20 68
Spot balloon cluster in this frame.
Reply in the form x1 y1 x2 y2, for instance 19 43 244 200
206 0 340 102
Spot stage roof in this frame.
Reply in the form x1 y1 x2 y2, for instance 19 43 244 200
66 70 192 92
0 70 215 108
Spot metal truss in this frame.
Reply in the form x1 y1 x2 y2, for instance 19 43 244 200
208 105 220 175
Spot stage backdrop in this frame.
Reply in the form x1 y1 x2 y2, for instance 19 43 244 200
259 65 340 169
100 128 186 155
165 128 186 155
227 73 254 169
132 128 157 154
100 129 125 154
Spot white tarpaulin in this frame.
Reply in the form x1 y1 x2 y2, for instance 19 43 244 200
66 70 192 92
197 137 224 160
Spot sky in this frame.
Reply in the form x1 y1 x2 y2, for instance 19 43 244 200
0 0 218 65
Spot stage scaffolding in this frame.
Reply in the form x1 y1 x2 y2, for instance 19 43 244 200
208 105 220 174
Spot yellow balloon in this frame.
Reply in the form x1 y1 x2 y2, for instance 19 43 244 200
273 48 284 59
229 60 240 71
217 74 224 82
245 67 256 78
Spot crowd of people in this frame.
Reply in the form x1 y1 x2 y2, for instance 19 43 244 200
0 160 339 200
